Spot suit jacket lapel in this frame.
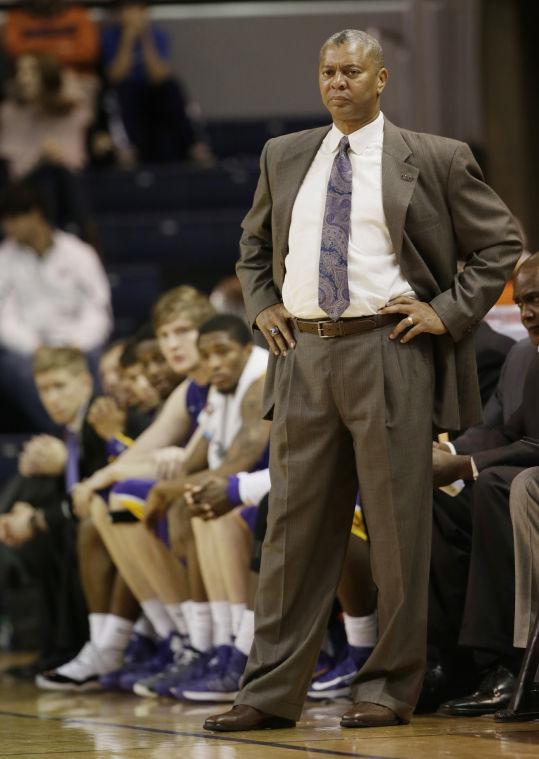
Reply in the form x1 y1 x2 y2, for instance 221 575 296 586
275 126 330 258
382 119 418 257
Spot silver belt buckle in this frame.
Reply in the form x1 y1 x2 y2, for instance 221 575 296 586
317 320 341 338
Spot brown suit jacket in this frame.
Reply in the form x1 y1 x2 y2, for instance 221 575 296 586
237 118 522 430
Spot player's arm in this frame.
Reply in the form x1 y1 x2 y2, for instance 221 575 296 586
82 380 192 493
213 376 270 476
145 376 269 524
119 379 191 461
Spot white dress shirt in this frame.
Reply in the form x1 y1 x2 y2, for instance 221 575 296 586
282 112 414 319
0 230 112 354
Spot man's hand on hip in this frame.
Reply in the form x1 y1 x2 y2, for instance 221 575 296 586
378 296 447 343
256 304 296 356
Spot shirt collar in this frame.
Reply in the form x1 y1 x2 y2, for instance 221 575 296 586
324 111 384 155
66 398 90 435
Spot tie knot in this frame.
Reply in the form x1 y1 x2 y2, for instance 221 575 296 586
338 136 350 155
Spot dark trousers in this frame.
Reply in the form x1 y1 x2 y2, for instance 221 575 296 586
18 523 88 657
429 466 523 666
1 474 88 655
429 484 473 652
460 466 523 661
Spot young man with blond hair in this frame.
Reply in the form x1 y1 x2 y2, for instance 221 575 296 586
0 346 107 676
38 286 216 691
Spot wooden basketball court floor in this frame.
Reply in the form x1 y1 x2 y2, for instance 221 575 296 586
0 658 538 759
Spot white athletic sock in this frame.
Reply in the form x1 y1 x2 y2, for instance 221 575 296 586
133 614 155 639
234 609 255 656
165 602 189 637
210 601 233 647
231 602 247 637
187 602 212 652
88 613 108 646
95 615 134 671
343 611 378 648
140 599 175 640
99 615 134 652
56 642 100 679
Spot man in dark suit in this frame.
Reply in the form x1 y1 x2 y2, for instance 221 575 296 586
0 346 108 674
204 29 521 732
428 256 538 686
431 253 539 716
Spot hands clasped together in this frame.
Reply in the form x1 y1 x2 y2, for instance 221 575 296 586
143 474 233 527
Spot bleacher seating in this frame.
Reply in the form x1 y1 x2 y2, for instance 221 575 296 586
84 156 263 333
84 160 260 214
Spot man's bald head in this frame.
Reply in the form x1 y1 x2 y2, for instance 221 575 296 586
513 251 539 345
515 251 539 282
320 29 384 69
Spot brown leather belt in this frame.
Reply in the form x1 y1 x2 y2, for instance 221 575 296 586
295 313 399 339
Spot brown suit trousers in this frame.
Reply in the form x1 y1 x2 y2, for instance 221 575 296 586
510 467 539 648
236 324 434 721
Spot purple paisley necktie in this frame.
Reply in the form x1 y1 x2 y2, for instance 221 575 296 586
318 135 352 321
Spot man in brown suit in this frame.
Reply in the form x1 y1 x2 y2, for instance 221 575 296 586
496 466 539 722
205 29 522 732
511 467 539 652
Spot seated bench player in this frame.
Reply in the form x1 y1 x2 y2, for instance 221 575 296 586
36 286 215 691
0 347 108 676
125 314 270 699
72 313 268 699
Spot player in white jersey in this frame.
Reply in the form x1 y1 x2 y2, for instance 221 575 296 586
143 314 270 701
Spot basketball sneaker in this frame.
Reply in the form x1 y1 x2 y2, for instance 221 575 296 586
118 631 183 692
308 645 373 700
100 632 157 690
176 645 247 702
35 643 107 692
133 646 207 698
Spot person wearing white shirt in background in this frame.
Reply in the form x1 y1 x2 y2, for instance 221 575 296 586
0 182 111 432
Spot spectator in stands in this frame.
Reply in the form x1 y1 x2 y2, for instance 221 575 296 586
0 52 97 241
0 183 111 432
3 1 99 74
0 347 108 677
0 52 93 180
101 1 212 165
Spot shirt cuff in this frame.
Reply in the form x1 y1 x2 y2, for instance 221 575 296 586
446 442 457 455
470 456 479 480
226 475 242 507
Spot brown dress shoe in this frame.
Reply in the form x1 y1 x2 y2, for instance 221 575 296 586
204 704 296 732
340 701 405 728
